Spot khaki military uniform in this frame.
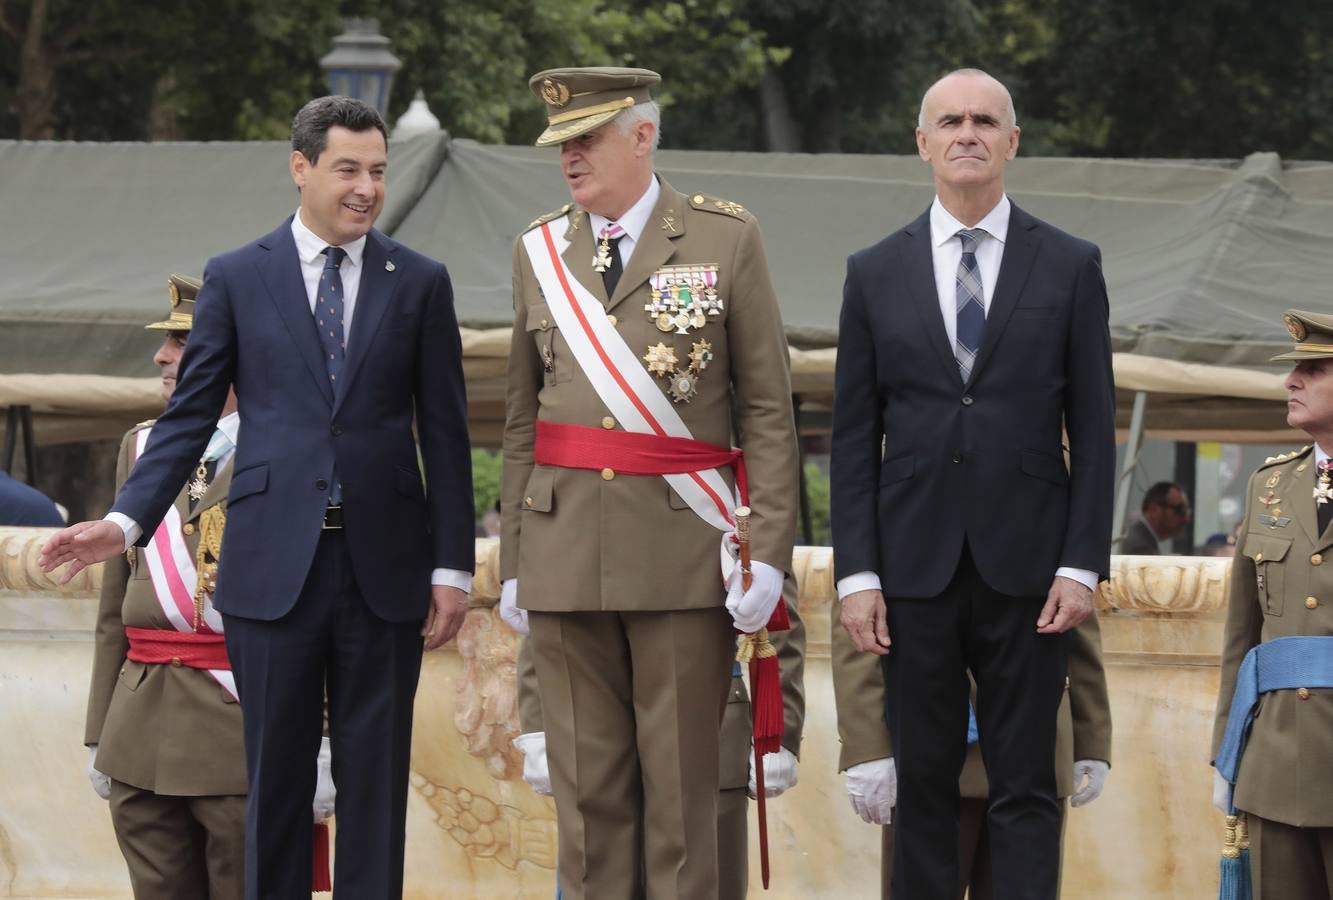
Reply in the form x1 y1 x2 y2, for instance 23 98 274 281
832 603 1112 899
515 581 806 900
1212 444 1333 899
502 177 799 900
85 422 245 900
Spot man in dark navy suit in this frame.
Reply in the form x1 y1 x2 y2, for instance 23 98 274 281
830 69 1115 900
0 469 64 525
42 96 475 899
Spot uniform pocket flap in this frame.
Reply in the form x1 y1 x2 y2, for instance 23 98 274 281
1246 534 1292 564
525 303 554 333
228 464 268 502
521 466 555 513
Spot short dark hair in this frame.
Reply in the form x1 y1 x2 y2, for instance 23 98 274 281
291 96 388 165
1141 481 1182 511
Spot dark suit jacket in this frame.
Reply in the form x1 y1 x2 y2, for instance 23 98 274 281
1119 518 1161 555
113 219 474 622
0 469 63 525
830 203 1115 599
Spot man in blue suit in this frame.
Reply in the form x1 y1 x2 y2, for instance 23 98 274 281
0 469 64 525
831 69 1115 900
42 96 475 898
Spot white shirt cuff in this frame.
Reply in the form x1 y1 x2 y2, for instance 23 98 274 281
104 513 140 551
1055 566 1099 592
431 568 473 593
836 571 882 599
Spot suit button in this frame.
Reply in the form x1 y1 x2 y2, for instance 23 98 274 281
607 314 618 326
601 468 615 481
182 523 195 536
961 395 974 406
952 452 963 464
524 496 533 507
171 657 183 668
316 479 329 491
1313 553 1324 566
1307 596 1319 609
1297 687 1311 700
331 425 342 436
602 416 616 430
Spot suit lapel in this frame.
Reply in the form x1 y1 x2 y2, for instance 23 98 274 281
337 231 397 414
256 220 334 408
902 210 959 382
608 181 684 313
559 209 609 306
968 204 1040 388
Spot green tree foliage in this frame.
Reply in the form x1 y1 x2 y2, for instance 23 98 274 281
471 447 502 524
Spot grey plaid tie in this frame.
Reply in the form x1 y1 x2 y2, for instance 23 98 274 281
954 228 987 382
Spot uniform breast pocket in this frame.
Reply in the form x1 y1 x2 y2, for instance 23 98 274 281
1245 534 1292 615
525 303 568 387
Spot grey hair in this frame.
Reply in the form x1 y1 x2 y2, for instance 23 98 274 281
615 100 662 151
917 68 1018 131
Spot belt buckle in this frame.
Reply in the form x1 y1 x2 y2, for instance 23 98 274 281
322 505 344 530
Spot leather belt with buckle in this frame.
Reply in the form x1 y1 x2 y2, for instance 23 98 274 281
322 505 344 530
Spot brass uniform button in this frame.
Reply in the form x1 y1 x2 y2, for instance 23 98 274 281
601 468 615 481
607 314 618 326
693 194 705 204
602 416 616 430
1297 687 1311 700
540 318 549 329
1307 596 1319 610
1255 552 1263 562
1313 553 1324 566
524 496 534 507
171 657 183 668
182 523 195 536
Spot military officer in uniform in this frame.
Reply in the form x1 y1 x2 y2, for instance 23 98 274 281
512 598 806 900
84 275 334 899
833 607 1112 898
499 67 800 899
1212 309 1333 899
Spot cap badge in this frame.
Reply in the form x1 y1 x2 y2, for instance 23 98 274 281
168 280 180 307
1284 313 1307 341
541 78 572 108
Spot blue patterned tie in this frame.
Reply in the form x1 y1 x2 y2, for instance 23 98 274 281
317 246 346 504
317 247 347 387
954 228 987 383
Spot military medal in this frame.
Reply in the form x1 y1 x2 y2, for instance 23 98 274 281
1314 460 1333 505
593 223 625 274
188 461 209 500
643 342 678 376
667 371 699 403
646 265 722 335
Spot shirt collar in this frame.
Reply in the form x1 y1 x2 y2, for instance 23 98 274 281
1316 443 1329 467
216 411 240 446
589 175 661 244
930 194 1011 248
291 209 366 269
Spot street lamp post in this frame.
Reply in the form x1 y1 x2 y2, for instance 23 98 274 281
319 18 402 116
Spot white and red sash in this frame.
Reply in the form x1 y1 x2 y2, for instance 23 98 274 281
522 217 743 576
133 427 237 700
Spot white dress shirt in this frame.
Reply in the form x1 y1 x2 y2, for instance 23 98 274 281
836 194 1098 599
589 174 661 270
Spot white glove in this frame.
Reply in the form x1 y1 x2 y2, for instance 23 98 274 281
499 578 528 635
87 745 111 801
725 559 785 633
1069 758 1109 807
312 736 336 822
749 746 798 799
513 731 552 796
845 756 896 825
1212 768 1233 813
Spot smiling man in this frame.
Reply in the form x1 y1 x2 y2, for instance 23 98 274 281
499 67 800 899
1212 310 1333 900
42 96 474 899
830 68 1116 900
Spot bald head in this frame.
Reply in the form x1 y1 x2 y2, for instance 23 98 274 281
918 69 1018 131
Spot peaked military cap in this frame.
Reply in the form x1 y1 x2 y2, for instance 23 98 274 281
1273 309 1333 361
529 66 661 147
144 273 202 331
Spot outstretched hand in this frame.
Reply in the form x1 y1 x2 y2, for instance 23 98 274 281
39 520 125 584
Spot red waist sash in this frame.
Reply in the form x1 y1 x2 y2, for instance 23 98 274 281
125 626 231 670
533 419 749 506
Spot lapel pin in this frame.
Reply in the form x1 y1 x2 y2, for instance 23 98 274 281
385 260 395 272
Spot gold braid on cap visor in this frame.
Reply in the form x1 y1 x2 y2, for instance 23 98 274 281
547 96 637 125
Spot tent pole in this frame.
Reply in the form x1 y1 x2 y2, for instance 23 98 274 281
1112 390 1148 553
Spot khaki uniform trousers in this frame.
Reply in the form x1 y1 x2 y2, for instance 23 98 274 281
530 607 734 900
108 779 246 900
1250 815 1333 899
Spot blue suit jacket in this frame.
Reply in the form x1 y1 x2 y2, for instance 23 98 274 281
830 204 1116 599
113 218 474 622
0 470 64 526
